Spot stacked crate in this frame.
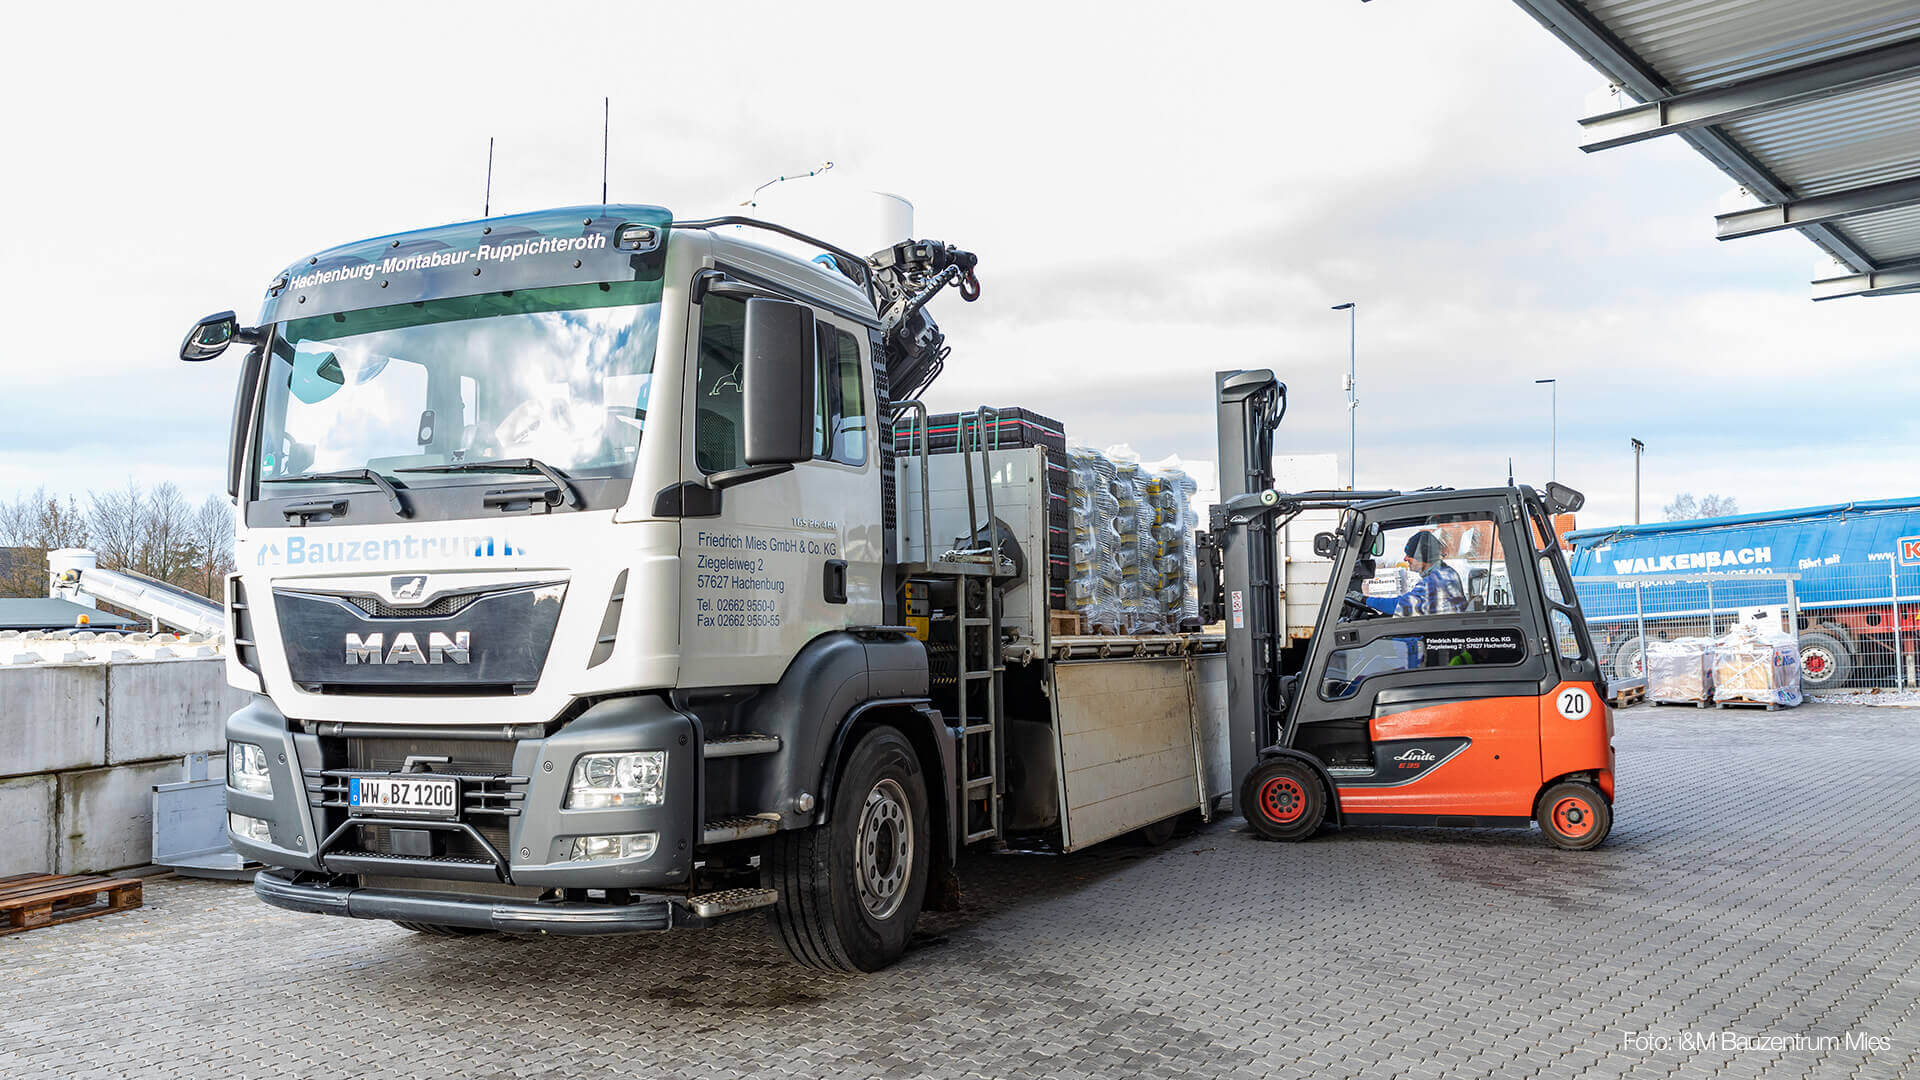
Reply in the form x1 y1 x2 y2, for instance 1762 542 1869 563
897 408 1071 610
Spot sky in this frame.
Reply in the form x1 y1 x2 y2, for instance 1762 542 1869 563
2 0 1912 532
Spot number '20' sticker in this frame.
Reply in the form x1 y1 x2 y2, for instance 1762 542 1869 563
1556 687 1593 720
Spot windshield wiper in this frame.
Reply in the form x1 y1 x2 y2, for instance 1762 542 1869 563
269 469 411 519
397 458 580 509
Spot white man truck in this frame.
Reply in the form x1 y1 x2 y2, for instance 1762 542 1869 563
183 203 1230 971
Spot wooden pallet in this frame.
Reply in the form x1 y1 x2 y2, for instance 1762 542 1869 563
1048 610 1085 637
1608 679 1648 708
0 873 142 937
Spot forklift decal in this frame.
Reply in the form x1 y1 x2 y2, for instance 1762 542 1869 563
1555 687 1593 720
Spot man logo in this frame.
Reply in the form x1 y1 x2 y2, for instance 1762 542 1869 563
345 631 470 665
391 575 427 601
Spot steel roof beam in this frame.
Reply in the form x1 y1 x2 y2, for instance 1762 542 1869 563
1811 262 1920 300
1718 174 1920 240
1580 36 1920 153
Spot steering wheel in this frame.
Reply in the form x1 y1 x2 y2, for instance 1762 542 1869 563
1342 592 1385 620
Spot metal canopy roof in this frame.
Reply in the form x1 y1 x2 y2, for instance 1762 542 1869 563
1513 0 1920 299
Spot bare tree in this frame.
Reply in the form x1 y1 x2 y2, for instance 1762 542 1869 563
189 495 237 599
139 481 194 582
1662 493 1740 522
0 487 90 597
86 481 145 572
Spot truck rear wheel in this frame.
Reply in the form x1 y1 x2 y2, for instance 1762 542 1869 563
765 726 929 972
1797 630 1851 690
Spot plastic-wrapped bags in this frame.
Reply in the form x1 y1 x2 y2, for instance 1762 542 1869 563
1646 637 1714 704
1064 445 1204 634
1712 624 1802 708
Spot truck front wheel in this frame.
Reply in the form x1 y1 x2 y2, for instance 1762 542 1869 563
765 726 929 972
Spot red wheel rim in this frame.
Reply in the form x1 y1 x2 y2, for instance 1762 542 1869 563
1551 796 1595 838
1258 776 1308 824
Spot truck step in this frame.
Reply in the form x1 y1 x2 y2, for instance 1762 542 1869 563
683 887 778 919
702 814 781 844
704 734 782 759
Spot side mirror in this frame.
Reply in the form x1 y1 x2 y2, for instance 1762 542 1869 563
181 311 240 362
742 297 817 466
1312 531 1338 559
1545 481 1585 514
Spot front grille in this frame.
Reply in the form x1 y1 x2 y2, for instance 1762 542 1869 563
345 592 483 618
306 735 527 872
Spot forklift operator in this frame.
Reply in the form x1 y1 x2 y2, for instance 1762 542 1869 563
1364 531 1467 617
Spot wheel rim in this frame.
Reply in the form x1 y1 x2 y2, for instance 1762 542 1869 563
1802 644 1835 683
1258 775 1308 825
1551 795 1595 838
854 778 914 920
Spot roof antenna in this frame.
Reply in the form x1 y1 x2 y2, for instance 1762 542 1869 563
601 97 609 206
1507 458 1515 486
484 137 494 218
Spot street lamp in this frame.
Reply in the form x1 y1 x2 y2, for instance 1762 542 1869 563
1631 438 1645 524
1534 378 1557 483
1332 302 1356 488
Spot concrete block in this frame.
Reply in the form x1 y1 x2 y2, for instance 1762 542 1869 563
0 774 55 876
56 759 181 873
0 664 107 778
105 658 248 765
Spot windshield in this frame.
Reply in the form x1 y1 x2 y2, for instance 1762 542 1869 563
257 280 661 490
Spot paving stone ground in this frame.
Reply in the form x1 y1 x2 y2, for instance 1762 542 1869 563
3 702 1915 1079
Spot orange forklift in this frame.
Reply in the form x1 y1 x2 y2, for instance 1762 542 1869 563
1201 370 1615 850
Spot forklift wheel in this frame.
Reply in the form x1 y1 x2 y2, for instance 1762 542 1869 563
1535 781 1612 850
1240 759 1326 841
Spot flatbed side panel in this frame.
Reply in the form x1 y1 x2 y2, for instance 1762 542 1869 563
1052 657 1205 851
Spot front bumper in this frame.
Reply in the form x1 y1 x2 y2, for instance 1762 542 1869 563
254 869 687 934
226 693 699 891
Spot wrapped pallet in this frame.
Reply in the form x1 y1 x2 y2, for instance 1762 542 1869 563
1645 637 1714 705
1712 624 1802 708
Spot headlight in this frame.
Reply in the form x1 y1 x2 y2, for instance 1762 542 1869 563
230 742 272 796
567 751 666 808
568 833 658 861
229 813 272 844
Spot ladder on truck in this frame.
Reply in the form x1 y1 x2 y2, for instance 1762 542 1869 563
894 404 1011 845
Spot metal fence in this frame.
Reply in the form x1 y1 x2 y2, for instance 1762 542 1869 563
1574 561 1918 694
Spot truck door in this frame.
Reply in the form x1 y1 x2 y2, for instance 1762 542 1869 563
1292 496 1548 818
678 291 883 687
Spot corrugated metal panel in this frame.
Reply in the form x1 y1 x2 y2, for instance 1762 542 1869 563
1586 0 1920 92
1718 80 1920 195
1836 203 1920 263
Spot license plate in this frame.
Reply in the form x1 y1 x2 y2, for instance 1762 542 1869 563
348 775 459 818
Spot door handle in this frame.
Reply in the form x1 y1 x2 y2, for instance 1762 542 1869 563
823 559 848 604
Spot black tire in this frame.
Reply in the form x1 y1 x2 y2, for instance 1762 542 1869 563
765 726 930 973
392 921 492 937
1128 816 1180 846
1611 638 1644 681
1797 630 1852 690
1239 757 1326 841
1535 780 1612 850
